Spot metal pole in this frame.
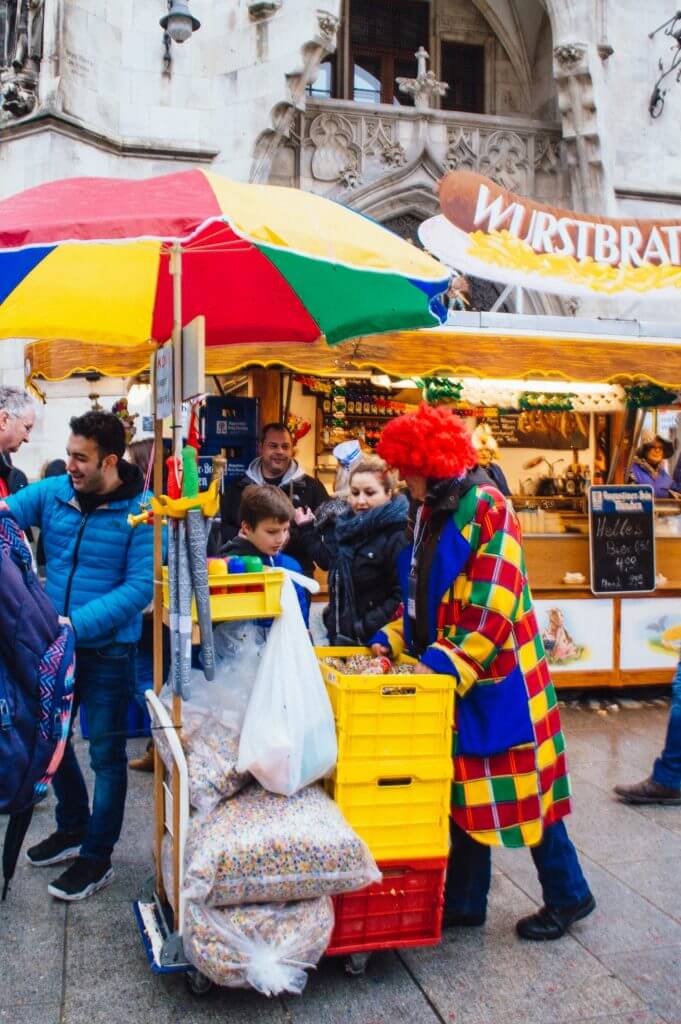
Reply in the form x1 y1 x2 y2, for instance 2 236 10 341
169 244 183 462
168 242 184 919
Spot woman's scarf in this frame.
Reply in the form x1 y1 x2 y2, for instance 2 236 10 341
330 493 408 639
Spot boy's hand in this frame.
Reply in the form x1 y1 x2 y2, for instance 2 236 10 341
294 506 315 526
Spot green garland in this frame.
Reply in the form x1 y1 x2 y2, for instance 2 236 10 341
624 383 679 408
418 377 464 404
518 392 575 412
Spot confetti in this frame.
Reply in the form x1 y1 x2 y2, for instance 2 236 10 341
180 783 380 907
183 897 334 994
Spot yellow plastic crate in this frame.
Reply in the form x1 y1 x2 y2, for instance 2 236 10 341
161 566 284 623
327 757 453 861
316 646 454 766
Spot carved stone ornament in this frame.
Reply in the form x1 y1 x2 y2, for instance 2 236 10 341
396 47 448 111
247 0 282 21
309 111 357 181
479 129 530 193
316 9 339 49
338 164 362 189
0 0 44 119
380 140 408 167
444 127 476 173
553 43 587 72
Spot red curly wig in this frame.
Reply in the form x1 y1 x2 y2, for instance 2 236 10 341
377 403 477 480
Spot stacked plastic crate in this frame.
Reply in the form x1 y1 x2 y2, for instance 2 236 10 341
317 647 455 957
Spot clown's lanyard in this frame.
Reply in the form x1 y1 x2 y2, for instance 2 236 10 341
408 505 427 619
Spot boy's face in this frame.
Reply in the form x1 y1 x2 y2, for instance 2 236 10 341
241 516 290 557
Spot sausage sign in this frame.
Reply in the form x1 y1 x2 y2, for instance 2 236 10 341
419 170 681 299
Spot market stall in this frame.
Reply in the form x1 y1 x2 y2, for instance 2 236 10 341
25 309 681 691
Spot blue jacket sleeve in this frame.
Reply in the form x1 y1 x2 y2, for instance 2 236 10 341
4 478 47 529
69 513 155 643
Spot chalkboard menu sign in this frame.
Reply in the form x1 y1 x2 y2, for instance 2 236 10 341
588 485 656 595
480 411 590 450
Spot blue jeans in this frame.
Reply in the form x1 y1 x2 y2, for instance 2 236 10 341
652 659 681 789
445 819 591 917
53 643 136 863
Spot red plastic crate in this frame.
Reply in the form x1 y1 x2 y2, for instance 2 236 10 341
326 858 446 955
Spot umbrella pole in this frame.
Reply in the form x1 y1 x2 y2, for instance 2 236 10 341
169 241 184 918
152 413 166 901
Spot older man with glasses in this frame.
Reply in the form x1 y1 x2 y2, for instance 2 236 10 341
0 385 35 498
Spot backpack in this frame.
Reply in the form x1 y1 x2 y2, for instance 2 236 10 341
0 508 76 898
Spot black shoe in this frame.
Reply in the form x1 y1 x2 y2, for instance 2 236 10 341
26 830 86 867
614 777 681 805
47 857 114 901
516 893 596 941
442 910 486 929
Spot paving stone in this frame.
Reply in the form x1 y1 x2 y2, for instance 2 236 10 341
282 952 443 1024
494 852 681 956
400 875 645 1024
565 780 681 865
603 945 681 1024
61 972 288 1024
599 856 681 924
0 1005 61 1024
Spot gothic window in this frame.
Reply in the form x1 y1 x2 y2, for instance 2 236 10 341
440 41 485 113
350 0 429 106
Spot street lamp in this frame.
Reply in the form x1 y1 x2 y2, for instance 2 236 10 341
160 0 201 44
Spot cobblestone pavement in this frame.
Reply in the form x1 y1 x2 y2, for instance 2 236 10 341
2 699 680 1024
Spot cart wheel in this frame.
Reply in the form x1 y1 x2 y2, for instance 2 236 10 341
185 969 213 996
345 953 370 977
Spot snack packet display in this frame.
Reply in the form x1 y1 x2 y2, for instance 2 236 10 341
183 897 334 995
322 654 416 675
182 783 381 907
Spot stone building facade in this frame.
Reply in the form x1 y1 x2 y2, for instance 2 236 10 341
1 0 681 474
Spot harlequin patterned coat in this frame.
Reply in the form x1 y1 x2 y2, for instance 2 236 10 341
372 472 571 849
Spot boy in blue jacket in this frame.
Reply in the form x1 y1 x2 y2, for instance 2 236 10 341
5 411 153 901
220 484 310 627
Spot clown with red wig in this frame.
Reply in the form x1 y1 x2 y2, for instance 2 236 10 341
372 404 594 941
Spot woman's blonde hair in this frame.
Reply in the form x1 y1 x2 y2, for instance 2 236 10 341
349 455 400 496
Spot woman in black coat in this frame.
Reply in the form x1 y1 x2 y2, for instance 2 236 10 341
308 455 409 646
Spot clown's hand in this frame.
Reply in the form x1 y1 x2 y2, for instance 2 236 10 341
371 643 391 658
414 661 434 674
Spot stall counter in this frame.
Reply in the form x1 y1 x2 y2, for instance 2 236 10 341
524 533 681 689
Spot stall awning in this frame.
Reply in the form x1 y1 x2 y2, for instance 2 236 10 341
25 314 681 388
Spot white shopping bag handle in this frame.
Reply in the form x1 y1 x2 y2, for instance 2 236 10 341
281 567 320 595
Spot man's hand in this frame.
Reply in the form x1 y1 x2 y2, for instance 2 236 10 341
294 506 315 526
414 662 435 674
58 615 72 627
371 643 391 657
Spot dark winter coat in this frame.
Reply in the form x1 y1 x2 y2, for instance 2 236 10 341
216 458 328 577
316 494 409 646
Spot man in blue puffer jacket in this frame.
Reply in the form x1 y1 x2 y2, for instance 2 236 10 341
6 411 153 901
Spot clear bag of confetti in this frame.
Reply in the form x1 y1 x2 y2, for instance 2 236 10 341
150 623 264 811
183 897 334 995
182 782 380 907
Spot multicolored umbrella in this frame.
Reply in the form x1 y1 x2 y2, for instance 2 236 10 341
0 169 448 348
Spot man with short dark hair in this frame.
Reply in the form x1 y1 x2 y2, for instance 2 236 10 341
217 421 328 576
5 411 153 901
0 385 34 497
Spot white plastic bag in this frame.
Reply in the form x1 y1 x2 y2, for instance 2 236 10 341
183 897 334 995
237 576 337 796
